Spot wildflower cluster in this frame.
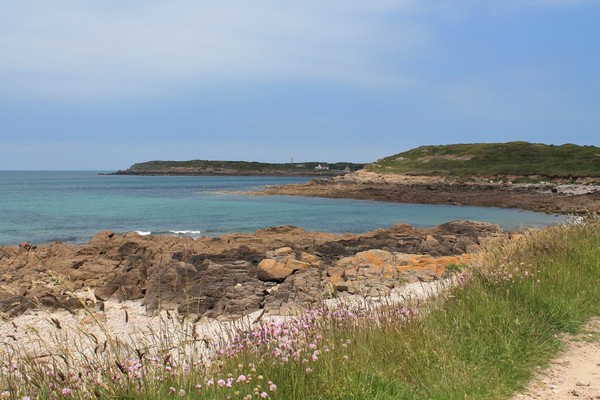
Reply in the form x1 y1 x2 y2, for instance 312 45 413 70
198 364 278 399
1 352 279 399
214 302 419 381
215 308 333 372
488 259 541 285
2 297 417 399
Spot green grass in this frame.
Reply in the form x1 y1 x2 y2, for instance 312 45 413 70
216 222 600 399
367 142 600 180
2 222 600 399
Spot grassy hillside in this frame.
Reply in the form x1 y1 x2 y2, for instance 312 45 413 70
116 160 365 175
367 142 600 180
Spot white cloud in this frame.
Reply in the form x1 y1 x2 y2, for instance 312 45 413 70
1 0 595 100
0 0 422 100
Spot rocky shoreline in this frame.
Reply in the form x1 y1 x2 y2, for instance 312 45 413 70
0 220 502 320
2 170 598 321
253 170 600 215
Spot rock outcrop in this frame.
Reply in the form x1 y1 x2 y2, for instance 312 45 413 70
254 170 600 215
0 221 501 319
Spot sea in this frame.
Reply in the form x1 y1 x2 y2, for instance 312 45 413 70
0 171 565 246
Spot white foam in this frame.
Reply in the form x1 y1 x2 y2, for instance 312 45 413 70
169 230 202 236
134 231 152 236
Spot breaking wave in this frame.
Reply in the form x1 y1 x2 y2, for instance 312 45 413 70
134 230 203 238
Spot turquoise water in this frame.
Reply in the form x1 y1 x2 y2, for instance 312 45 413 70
0 171 564 245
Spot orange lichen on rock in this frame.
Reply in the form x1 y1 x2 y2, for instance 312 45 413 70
395 253 473 276
330 251 476 287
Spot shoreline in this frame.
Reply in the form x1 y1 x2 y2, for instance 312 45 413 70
252 170 600 215
2 170 598 322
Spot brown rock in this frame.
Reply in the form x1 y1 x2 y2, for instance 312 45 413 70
0 219 502 319
273 247 295 257
263 269 325 314
300 252 322 267
257 259 293 282
89 230 115 247
284 258 311 272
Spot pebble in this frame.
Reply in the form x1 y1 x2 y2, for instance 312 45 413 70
570 388 582 397
575 380 590 387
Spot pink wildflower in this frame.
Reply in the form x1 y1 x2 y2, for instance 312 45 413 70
61 388 72 397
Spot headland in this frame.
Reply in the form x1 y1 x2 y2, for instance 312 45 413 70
254 142 600 215
110 159 366 176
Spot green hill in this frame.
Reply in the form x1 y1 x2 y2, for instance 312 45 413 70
367 142 600 181
114 160 365 176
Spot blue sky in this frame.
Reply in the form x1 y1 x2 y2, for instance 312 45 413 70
0 1 599 170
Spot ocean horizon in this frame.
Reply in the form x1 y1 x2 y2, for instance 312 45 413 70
0 171 564 246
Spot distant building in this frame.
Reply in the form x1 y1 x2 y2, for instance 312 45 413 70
315 163 329 170
343 166 351 173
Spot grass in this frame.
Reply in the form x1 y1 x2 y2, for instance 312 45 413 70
367 141 600 180
1 222 600 399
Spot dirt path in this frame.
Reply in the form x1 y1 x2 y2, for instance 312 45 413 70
513 318 600 399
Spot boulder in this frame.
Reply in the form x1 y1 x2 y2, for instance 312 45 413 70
208 283 267 318
300 252 322 267
127 258 263 318
273 247 295 257
257 259 292 282
263 269 325 315
256 253 312 282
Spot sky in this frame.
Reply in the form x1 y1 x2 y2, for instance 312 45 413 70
0 1 599 170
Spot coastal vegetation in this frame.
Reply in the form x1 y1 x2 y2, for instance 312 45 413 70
2 221 599 399
113 160 366 176
367 142 600 181
112 142 600 182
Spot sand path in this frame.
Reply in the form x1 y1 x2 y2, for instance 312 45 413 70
513 318 600 399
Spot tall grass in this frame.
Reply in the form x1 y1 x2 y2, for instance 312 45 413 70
2 222 599 399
